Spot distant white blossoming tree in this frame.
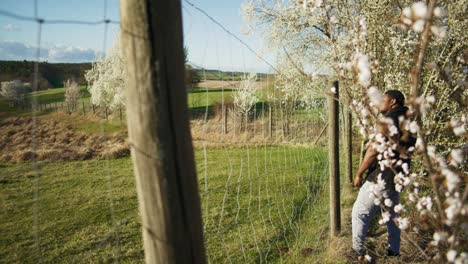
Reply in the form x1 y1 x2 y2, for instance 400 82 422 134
233 73 259 131
64 79 80 111
0 80 28 107
85 35 125 112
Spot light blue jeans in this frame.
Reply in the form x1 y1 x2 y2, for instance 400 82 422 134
352 181 400 255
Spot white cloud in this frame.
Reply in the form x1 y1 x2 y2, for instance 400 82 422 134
3 24 20 32
47 45 97 62
0 41 98 62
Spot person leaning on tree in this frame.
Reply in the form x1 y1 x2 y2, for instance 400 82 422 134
351 90 416 259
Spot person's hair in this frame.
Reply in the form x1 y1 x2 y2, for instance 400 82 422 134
385 90 405 106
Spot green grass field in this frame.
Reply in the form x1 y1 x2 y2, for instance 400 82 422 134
188 88 236 109
26 86 90 104
0 146 332 263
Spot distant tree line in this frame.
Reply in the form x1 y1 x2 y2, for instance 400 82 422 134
0 60 92 90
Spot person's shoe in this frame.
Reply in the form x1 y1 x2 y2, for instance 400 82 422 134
351 250 366 262
387 250 400 257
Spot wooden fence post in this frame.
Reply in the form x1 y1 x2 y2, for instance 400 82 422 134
328 80 341 236
344 96 353 184
222 105 227 134
120 0 206 263
269 106 273 138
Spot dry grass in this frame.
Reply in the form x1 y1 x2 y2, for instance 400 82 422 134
323 185 430 263
190 116 328 148
0 115 128 162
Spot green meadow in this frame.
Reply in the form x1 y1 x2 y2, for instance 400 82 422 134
0 146 333 263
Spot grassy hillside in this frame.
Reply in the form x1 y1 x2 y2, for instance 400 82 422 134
26 86 91 104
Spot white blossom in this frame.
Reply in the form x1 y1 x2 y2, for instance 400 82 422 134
415 137 424 151
379 211 391 225
384 198 393 207
433 7 446 18
412 19 425 32
408 121 419 133
447 250 457 263
402 7 412 19
352 53 372 87
412 2 428 19
417 196 433 212
432 231 448 246
398 217 409 230
445 198 462 225
394 204 405 213
427 145 436 158
453 125 466 136
389 125 399 136
402 163 409 174
367 87 382 106
442 168 460 193
450 149 463 166
364 254 372 262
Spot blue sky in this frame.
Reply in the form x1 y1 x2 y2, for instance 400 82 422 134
0 0 274 73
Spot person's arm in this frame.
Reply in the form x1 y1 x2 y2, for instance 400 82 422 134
353 146 378 188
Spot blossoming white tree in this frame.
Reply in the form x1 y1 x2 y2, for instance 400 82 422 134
0 80 28 107
64 79 80 111
233 73 259 131
85 35 125 111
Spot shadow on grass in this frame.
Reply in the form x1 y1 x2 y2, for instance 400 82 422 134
188 101 271 120
253 178 324 263
189 88 236 93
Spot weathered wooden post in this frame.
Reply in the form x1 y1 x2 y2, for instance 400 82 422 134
269 105 273 138
328 80 341 236
344 95 353 184
120 0 206 263
222 104 227 134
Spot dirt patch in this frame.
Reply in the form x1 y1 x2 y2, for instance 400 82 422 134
0 116 129 163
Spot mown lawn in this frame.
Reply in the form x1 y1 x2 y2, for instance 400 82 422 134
0 146 332 263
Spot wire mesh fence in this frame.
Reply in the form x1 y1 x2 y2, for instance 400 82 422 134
0 1 340 263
